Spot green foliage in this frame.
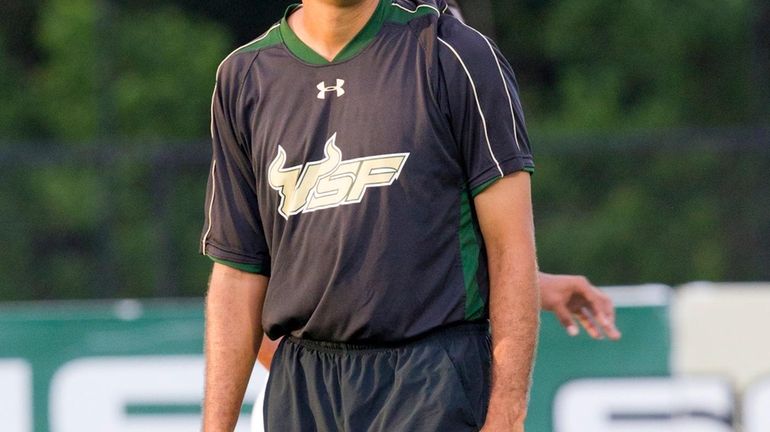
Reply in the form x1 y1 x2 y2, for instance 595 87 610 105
36 0 101 141
533 147 731 285
494 0 753 131
486 0 762 285
35 0 230 141
0 36 32 137
0 0 231 300
112 7 229 139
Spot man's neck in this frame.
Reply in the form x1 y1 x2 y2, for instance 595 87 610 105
289 0 380 62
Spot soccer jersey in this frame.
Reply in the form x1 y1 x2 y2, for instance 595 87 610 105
200 0 534 343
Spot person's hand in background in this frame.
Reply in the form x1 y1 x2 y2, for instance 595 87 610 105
539 273 622 340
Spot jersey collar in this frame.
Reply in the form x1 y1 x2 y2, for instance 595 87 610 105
280 0 388 65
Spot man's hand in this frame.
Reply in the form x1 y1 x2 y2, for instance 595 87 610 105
539 273 621 340
203 263 268 432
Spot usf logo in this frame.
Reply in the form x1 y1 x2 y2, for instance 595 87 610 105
268 133 409 219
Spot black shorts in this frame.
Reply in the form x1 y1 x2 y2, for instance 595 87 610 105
263 321 491 432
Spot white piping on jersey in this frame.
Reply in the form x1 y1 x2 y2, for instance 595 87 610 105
437 37 504 177
459 25 522 152
209 23 281 139
209 86 218 139
447 6 463 20
201 159 217 255
391 2 441 16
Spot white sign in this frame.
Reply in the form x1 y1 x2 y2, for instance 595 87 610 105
0 359 32 432
49 356 266 432
745 377 770 432
553 377 733 432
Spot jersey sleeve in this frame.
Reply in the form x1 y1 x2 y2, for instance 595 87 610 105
200 56 271 275
437 18 534 196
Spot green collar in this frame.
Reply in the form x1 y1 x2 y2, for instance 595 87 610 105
280 0 388 65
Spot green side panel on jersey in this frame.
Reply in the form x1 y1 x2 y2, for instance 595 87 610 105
459 189 485 320
235 23 283 55
471 177 500 197
384 1 441 25
208 256 265 275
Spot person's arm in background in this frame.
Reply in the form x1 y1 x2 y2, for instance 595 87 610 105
203 263 268 432
257 334 280 369
475 172 540 432
540 273 621 339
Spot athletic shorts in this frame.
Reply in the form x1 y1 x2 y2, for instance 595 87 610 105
263 321 491 432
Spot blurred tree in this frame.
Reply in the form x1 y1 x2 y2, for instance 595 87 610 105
533 144 729 285
157 0 291 45
0 37 39 299
112 6 230 139
35 0 230 141
492 0 753 132
35 0 101 141
10 0 232 299
480 0 759 285
0 37 27 137
0 0 42 66
750 0 770 120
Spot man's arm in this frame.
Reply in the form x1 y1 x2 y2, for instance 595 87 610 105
539 273 621 340
203 263 268 432
475 172 540 431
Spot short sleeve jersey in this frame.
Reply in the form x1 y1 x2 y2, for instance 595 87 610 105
200 0 534 343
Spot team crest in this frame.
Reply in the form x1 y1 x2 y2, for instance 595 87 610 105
268 133 409 219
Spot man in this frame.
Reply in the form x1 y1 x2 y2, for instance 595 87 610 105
201 1 611 430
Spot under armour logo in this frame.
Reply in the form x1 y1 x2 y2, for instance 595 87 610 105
317 79 345 99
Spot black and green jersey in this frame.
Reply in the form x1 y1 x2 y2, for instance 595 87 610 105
200 0 534 343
